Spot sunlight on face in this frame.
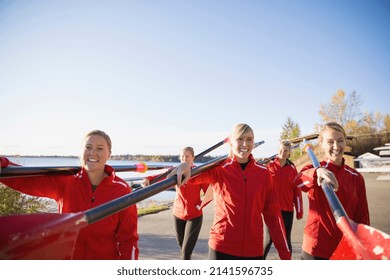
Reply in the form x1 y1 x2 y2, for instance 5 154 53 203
180 150 194 164
230 131 254 163
81 135 111 171
278 144 290 160
320 128 346 165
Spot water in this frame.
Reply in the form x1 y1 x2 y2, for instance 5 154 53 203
7 156 177 209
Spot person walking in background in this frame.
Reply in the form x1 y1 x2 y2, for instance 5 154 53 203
0 130 139 260
142 147 209 260
170 123 291 260
294 122 370 260
263 140 303 259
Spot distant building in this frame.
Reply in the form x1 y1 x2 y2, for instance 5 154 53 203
356 153 381 168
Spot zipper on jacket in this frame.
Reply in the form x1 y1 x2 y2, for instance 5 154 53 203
91 184 98 203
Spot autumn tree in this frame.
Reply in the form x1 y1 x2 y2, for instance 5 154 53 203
319 90 362 133
384 115 390 132
318 90 390 157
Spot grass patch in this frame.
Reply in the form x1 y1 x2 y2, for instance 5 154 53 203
137 204 170 216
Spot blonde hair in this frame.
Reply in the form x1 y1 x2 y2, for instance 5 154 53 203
319 122 346 142
180 146 195 157
84 130 112 153
228 123 254 157
280 140 292 149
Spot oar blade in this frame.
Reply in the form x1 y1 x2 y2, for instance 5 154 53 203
0 213 87 260
331 218 390 260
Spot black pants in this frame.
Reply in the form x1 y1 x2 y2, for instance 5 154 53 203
263 210 293 259
173 215 203 260
209 248 264 260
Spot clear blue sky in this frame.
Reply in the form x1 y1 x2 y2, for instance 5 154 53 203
1 0 389 158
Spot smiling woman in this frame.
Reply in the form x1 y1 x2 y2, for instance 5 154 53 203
0 130 139 260
81 130 112 186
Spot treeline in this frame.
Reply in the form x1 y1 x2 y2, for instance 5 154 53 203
349 132 390 157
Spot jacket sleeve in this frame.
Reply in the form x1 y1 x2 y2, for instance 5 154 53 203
117 187 139 260
187 169 213 185
0 156 8 168
0 175 64 201
263 173 291 260
293 164 317 193
1 156 21 167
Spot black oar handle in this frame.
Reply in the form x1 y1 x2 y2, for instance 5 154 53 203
149 137 229 184
194 137 228 161
304 143 348 221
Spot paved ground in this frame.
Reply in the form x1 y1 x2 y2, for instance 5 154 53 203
137 173 390 260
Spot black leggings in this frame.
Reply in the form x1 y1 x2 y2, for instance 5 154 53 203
173 215 203 260
263 210 293 259
209 248 264 260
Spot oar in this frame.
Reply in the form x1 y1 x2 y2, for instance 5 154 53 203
148 137 229 185
0 163 173 178
124 176 145 182
303 142 390 260
257 143 299 164
0 141 264 260
257 133 325 164
288 133 355 143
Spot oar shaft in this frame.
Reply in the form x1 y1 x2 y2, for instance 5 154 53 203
149 137 229 184
85 155 228 224
0 164 172 178
194 137 228 161
257 143 299 164
304 143 348 220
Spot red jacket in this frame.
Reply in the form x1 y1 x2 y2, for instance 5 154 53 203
294 159 370 259
173 179 209 220
0 165 139 260
146 167 209 220
267 158 303 218
190 155 291 259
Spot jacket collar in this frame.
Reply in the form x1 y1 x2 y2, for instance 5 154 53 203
273 156 294 165
231 154 255 164
76 164 116 182
324 157 345 169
